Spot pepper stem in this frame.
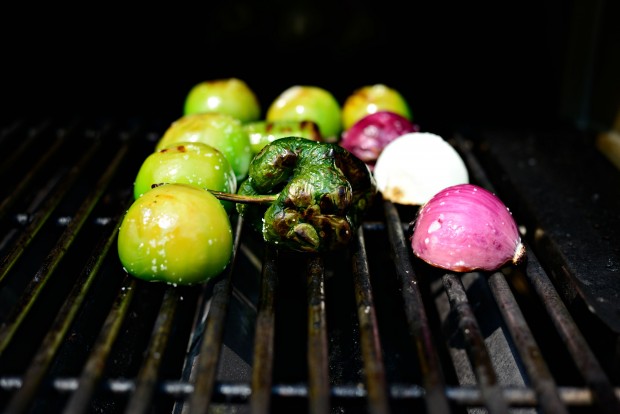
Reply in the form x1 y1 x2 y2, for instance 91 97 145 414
209 190 278 205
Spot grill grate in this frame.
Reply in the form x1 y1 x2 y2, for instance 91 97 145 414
0 117 619 413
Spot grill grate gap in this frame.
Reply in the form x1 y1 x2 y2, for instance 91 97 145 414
351 226 390 414
249 244 277 414
442 272 511 413
383 200 453 412
306 254 330 414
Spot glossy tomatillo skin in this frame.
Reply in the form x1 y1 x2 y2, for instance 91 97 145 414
266 85 342 143
133 142 237 212
183 77 261 123
155 113 252 182
342 84 413 131
410 184 526 272
244 119 323 155
118 183 233 285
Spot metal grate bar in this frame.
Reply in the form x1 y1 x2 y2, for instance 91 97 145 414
173 238 251 414
0 137 103 284
0 121 67 220
522 248 620 413
383 199 452 413
3 376 619 407
61 275 137 414
250 245 278 414
0 134 129 352
442 272 510 413
488 270 568 414
0 120 52 183
351 226 390 414
125 287 181 414
3 210 123 414
186 216 243 414
443 384 620 407
455 132 620 413
0 120 616 413
306 254 330 414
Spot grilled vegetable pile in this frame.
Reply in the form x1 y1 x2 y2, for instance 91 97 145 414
116 79 404 285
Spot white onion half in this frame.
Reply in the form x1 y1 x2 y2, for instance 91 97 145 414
410 183 526 272
373 132 469 205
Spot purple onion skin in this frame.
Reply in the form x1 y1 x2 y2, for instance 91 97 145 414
410 184 526 272
340 111 419 170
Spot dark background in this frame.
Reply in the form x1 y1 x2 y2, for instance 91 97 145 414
1 0 618 135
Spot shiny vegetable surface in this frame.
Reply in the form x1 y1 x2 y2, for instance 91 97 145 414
236 137 377 252
341 84 413 131
339 111 419 170
183 77 261 123
155 113 253 182
244 119 323 155
410 183 526 272
266 85 342 143
374 132 469 205
118 183 233 285
133 142 237 212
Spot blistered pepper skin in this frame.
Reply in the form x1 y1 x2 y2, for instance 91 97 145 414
237 137 377 252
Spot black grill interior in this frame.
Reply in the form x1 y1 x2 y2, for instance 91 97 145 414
1 116 619 414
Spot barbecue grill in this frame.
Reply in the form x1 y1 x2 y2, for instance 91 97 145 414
0 115 619 414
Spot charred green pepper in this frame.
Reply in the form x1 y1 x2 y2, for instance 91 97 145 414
234 137 377 253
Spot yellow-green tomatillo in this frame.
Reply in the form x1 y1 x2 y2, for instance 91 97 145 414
133 142 237 212
266 85 342 143
183 77 261 123
341 84 412 131
155 113 252 182
244 119 322 155
118 183 233 285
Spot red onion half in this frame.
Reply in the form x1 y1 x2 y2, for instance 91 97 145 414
339 111 419 170
410 184 526 272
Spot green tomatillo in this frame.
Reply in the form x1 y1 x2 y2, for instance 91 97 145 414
341 84 412 131
133 142 237 212
155 113 253 182
266 85 342 143
244 119 323 155
117 183 234 285
183 77 261 123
